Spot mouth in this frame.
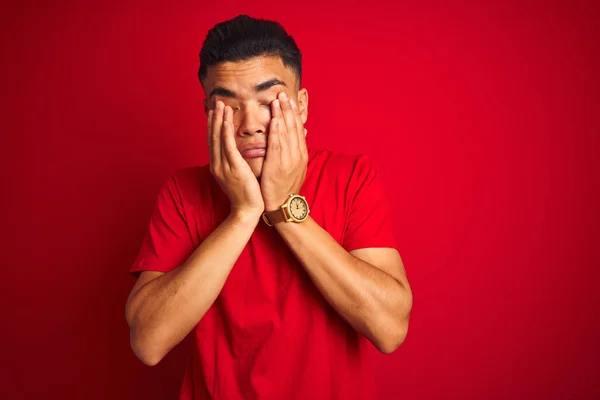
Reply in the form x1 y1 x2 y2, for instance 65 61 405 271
240 145 267 159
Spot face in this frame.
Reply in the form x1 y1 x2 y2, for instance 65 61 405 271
202 56 308 178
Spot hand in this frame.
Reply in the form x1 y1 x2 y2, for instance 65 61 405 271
260 91 308 211
208 101 264 218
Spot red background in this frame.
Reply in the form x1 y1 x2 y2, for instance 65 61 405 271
2 0 599 399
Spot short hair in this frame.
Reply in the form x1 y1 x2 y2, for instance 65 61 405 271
198 15 302 86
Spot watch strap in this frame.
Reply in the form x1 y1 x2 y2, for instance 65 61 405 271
262 207 289 226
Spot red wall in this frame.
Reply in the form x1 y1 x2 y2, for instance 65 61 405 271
2 1 599 399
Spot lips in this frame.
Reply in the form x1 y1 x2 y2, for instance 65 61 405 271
240 143 267 159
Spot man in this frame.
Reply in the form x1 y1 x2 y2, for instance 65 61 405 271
126 14 412 400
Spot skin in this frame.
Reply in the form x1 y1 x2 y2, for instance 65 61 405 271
125 55 413 366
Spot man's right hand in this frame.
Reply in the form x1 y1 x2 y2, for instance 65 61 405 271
126 103 266 365
208 101 264 218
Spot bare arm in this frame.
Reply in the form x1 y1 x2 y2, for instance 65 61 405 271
126 101 265 366
272 216 412 354
259 91 412 353
125 211 260 366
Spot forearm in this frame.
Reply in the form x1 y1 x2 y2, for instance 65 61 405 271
126 211 260 365
273 216 411 353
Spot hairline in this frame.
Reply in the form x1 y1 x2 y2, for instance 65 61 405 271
199 54 302 90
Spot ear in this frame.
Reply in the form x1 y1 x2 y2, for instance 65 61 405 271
297 88 308 124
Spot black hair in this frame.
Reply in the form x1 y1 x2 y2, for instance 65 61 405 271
198 15 302 86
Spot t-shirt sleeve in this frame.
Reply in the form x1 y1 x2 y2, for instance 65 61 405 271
129 175 194 276
342 155 398 252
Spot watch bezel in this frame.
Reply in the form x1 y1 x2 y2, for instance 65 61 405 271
262 194 310 226
284 194 310 222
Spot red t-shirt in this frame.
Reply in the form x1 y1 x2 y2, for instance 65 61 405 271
130 148 397 400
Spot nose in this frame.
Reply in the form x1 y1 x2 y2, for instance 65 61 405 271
236 104 268 137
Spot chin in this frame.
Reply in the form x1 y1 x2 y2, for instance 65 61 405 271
246 157 264 178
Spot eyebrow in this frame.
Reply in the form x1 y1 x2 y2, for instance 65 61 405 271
209 78 286 98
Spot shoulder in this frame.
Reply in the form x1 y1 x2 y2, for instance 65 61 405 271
308 148 378 179
170 164 212 186
161 164 215 204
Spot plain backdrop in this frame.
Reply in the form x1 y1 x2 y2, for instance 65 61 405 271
1 0 599 399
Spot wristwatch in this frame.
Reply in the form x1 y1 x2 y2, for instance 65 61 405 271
262 194 310 226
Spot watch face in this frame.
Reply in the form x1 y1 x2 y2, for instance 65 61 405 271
289 197 308 220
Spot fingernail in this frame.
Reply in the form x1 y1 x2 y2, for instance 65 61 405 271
290 99 296 108
280 91 288 101
274 99 280 108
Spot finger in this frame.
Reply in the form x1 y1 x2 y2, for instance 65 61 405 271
278 91 297 157
211 101 224 167
220 106 232 171
207 108 214 154
222 105 244 169
266 111 281 164
270 99 284 163
289 98 308 156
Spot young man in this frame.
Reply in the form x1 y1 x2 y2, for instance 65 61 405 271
126 14 412 400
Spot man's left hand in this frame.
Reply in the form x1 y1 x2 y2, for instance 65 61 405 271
260 90 308 211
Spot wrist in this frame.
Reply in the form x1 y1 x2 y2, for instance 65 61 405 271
228 209 262 226
264 197 289 212
264 204 282 212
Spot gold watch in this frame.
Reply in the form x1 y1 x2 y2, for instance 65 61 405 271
262 194 310 226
